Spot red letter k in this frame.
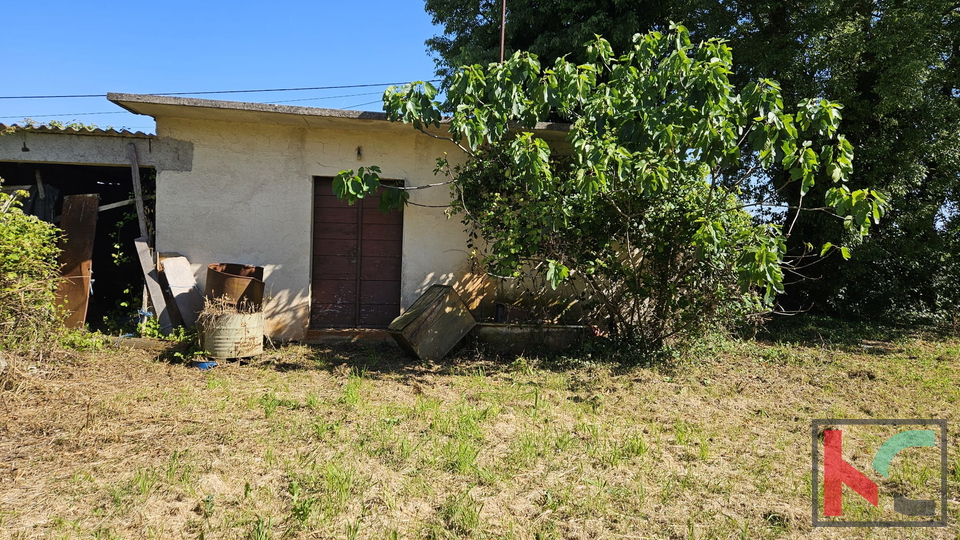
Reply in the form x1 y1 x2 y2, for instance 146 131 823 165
823 429 879 516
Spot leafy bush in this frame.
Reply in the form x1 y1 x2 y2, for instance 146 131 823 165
0 178 61 349
335 26 886 352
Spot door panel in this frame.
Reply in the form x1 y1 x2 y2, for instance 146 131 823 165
311 178 403 328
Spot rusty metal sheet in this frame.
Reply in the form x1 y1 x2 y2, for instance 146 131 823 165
56 194 98 329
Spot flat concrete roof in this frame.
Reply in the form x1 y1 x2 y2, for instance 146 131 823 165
107 93 571 138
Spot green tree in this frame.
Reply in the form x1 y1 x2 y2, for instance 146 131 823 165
425 0 682 85
425 0 960 323
336 26 884 350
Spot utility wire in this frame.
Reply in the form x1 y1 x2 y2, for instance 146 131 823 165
266 91 383 104
3 91 390 119
0 111 127 120
0 80 440 100
343 100 384 110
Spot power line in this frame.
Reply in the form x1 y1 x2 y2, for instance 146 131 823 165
2 91 390 119
0 92 392 119
267 91 384 104
0 80 440 100
0 111 127 120
343 100 384 110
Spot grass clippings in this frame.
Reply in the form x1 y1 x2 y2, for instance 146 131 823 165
0 330 958 539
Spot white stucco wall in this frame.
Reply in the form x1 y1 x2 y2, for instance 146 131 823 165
154 116 479 340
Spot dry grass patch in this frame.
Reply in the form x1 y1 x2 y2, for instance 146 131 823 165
0 332 957 539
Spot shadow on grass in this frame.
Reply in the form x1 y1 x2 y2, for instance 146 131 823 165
173 314 958 378
751 314 949 348
250 335 663 382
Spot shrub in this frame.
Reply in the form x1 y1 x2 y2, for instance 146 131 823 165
0 179 61 349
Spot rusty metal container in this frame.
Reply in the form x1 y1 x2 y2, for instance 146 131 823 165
199 311 264 359
205 263 265 310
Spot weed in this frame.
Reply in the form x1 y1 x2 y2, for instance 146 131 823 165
553 430 574 454
313 417 344 440
133 466 158 497
345 517 361 540
205 375 226 390
166 449 195 485
510 356 535 375
438 490 483 536
260 392 280 419
289 481 315 525
259 391 301 418
92 526 121 540
622 432 648 459
441 439 481 474
673 419 696 446
697 434 711 462
340 375 364 405
248 516 272 540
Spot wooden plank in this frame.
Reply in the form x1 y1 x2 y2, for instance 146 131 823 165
160 256 204 329
310 302 357 327
361 239 402 257
362 224 402 241
312 280 358 304
359 304 400 327
313 255 358 276
313 238 358 256
98 198 135 212
360 257 401 280
135 236 172 335
359 280 401 304
313 223 360 239
126 143 150 240
315 207 362 223
362 208 403 224
55 194 99 329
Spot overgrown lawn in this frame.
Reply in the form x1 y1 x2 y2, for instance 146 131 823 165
1 328 958 538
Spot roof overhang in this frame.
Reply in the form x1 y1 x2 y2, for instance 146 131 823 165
107 93 571 140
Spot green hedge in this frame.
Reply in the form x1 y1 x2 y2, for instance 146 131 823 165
0 179 61 349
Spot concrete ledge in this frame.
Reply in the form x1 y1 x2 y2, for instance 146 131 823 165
302 328 395 345
470 323 588 355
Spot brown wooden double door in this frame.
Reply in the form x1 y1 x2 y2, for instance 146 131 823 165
311 178 402 328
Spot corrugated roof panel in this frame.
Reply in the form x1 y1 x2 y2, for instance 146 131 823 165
0 123 154 138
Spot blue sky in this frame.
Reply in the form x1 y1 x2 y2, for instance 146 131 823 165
1 1 442 133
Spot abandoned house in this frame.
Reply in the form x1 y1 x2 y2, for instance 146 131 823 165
0 94 569 340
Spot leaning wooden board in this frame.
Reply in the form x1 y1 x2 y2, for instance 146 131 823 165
56 194 99 328
135 237 173 335
160 256 204 329
387 285 476 361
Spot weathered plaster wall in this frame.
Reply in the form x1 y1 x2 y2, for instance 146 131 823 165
155 117 478 339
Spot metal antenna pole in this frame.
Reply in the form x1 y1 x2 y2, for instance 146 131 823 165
500 0 507 63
